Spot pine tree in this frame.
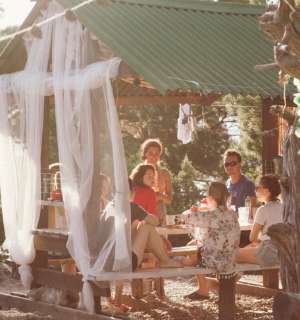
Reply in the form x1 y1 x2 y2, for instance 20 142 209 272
169 156 200 215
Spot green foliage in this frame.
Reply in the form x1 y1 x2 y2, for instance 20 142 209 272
223 94 263 181
119 102 231 213
169 156 200 215
0 246 9 265
0 26 17 52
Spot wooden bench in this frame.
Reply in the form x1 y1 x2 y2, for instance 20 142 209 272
31 228 110 314
167 245 279 297
31 228 279 320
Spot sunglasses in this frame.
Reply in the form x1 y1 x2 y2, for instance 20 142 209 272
224 161 239 168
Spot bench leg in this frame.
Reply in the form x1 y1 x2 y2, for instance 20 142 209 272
219 276 236 320
154 278 165 298
94 295 102 314
131 279 144 299
263 270 279 290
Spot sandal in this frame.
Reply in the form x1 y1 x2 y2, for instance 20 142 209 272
184 291 210 300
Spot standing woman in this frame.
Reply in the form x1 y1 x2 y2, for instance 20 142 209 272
141 139 172 225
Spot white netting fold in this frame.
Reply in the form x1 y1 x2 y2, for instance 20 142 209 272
0 0 131 310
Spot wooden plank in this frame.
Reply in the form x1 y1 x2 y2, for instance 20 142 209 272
94 266 214 281
34 235 69 254
116 93 221 107
263 269 279 289
94 264 279 281
168 245 197 257
32 268 110 297
206 277 280 297
218 277 236 320
0 292 119 320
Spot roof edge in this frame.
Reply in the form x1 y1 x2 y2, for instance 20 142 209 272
112 0 265 15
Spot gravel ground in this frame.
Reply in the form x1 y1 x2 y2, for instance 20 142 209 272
0 264 274 320
106 276 274 320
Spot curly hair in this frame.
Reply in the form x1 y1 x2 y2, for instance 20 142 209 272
140 138 163 160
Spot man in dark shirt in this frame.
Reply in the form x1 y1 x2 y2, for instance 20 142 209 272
224 149 256 248
224 149 256 211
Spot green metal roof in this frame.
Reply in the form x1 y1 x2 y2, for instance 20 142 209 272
55 0 287 96
0 0 291 97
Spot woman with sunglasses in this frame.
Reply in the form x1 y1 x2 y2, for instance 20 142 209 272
237 174 283 266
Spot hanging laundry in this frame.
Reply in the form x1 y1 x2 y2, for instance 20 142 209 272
177 103 195 144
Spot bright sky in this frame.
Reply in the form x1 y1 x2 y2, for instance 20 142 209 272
0 0 34 29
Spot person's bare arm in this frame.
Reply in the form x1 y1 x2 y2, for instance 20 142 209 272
250 196 257 207
249 223 263 243
156 170 173 204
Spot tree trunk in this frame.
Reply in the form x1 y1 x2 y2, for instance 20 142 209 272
267 117 300 292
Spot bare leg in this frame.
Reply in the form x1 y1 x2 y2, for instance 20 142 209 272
145 225 181 267
132 222 153 265
132 223 181 268
237 245 258 264
196 275 209 296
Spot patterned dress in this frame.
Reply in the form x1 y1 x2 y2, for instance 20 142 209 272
186 206 240 273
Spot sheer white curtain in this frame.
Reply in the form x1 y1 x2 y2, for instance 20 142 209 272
0 1 131 311
51 4 131 313
0 2 57 289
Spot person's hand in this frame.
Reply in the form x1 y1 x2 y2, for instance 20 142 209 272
190 205 199 212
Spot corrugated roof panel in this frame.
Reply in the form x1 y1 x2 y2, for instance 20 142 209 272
3 0 290 96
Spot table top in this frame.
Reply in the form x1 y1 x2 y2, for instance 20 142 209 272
157 222 252 237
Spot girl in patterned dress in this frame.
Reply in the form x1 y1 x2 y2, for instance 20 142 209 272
182 181 240 300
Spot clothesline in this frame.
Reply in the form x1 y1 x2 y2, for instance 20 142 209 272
0 0 108 44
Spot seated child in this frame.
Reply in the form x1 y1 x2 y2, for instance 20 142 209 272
237 174 283 266
182 181 240 300
130 163 158 218
108 178 180 310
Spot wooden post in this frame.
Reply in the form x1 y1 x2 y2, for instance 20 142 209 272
263 269 279 289
218 276 236 320
131 279 144 299
31 96 51 287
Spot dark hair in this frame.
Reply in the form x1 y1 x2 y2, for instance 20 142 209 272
223 149 242 163
128 177 133 192
258 174 281 201
130 164 155 188
141 138 163 160
208 181 230 207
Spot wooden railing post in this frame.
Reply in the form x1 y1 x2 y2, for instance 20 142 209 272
218 275 236 320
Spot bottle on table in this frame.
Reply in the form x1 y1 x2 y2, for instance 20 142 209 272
245 196 252 223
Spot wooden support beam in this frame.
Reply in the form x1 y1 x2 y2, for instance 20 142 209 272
0 292 116 320
33 234 69 255
116 93 221 107
263 269 279 289
218 277 236 320
32 267 110 297
207 277 280 297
